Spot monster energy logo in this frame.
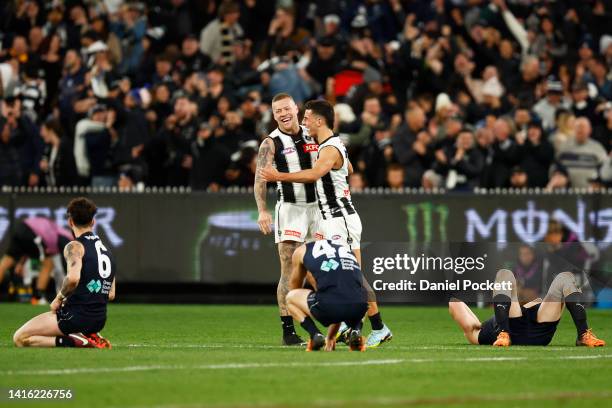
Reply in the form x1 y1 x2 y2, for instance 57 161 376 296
320 259 339 272
86 279 102 293
403 202 449 243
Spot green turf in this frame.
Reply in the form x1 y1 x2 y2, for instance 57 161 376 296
1 304 611 408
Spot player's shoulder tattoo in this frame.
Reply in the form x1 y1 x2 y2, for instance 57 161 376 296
64 240 85 260
256 138 274 168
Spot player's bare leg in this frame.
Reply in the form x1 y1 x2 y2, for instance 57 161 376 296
448 300 482 345
0 255 16 286
13 312 77 347
278 241 304 345
538 272 605 347
349 248 392 347
32 257 54 305
286 289 324 351
491 269 522 347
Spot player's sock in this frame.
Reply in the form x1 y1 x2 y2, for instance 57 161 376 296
368 312 384 331
281 315 296 335
493 294 511 332
565 292 588 336
55 336 75 347
300 316 321 339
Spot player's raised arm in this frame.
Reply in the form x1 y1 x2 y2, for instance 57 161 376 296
254 138 275 235
289 245 308 290
51 240 84 312
262 146 340 184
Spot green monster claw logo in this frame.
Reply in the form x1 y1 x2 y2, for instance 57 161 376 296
320 259 339 272
87 279 102 293
403 202 449 243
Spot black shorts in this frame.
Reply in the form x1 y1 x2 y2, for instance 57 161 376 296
478 303 559 346
307 291 368 328
56 305 106 335
5 222 42 260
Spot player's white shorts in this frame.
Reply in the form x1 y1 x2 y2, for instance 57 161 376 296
274 202 322 244
320 213 362 250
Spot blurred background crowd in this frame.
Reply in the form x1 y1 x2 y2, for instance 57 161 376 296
0 0 611 192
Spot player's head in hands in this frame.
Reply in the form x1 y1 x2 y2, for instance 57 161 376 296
66 197 97 233
271 93 299 134
303 100 334 140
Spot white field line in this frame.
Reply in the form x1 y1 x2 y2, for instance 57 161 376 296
120 343 580 352
2 354 611 377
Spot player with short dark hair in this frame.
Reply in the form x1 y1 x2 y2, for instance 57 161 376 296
286 239 368 351
449 269 605 347
13 197 116 349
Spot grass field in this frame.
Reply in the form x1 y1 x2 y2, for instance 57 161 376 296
1 304 611 408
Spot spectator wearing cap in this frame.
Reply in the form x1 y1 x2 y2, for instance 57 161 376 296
517 121 554 188
200 1 244 67
190 121 231 191
571 81 597 124
433 128 484 191
533 76 571 131
39 118 77 187
74 103 119 187
557 117 607 188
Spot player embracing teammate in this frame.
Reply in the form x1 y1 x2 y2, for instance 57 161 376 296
258 97 392 349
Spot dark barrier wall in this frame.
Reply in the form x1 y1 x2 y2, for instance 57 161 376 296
0 192 611 283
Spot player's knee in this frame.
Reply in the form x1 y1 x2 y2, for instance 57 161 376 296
285 289 298 305
13 331 28 347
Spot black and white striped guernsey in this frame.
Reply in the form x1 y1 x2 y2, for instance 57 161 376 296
316 135 356 219
269 125 319 203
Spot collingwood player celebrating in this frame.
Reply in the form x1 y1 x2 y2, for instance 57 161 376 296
254 93 320 346
262 99 392 347
13 197 115 349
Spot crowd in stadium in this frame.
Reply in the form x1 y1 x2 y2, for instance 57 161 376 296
0 0 611 191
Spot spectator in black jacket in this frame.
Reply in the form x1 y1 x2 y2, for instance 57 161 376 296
517 121 555 188
482 117 520 187
391 106 430 187
39 118 77 187
190 122 231 191
435 128 484 191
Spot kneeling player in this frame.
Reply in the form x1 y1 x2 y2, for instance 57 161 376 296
13 198 116 348
286 239 368 351
449 269 605 347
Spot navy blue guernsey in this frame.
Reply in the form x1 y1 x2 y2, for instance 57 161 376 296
64 231 116 316
303 240 366 304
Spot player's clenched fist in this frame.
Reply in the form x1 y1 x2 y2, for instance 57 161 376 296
257 210 273 235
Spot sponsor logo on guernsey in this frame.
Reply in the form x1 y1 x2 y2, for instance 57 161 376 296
282 147 296 155
284 229 302 238
303 144 318 153
331 234 341 240
343 189 350 197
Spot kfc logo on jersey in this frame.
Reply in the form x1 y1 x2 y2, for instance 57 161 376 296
282 147 296 155
343 189 351 197
303 144 318 153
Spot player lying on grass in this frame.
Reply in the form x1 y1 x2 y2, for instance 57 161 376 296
262 99 392 348
449 268 606 347
286 239 368 351
13 198 115 349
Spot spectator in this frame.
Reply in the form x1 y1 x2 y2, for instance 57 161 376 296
557 117 607 188
74 104 118 187
550 109 575 152
435 128 484 191
482 117 520 188
39 118 77 187
533 77 571 132
348 171 366 192
385 163 405 189
509 166 528 189
190 122 231 191
391 106 430 187
517 121 555 188
200 1 244 67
